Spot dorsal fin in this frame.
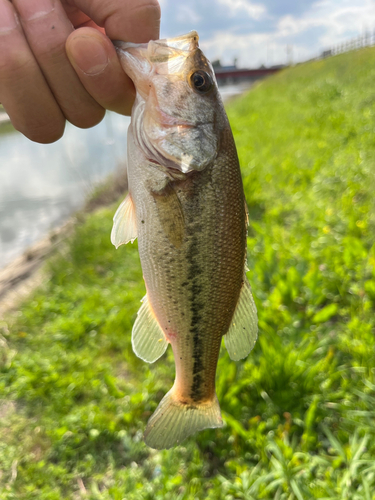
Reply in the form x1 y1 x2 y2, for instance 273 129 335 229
111 194 137 248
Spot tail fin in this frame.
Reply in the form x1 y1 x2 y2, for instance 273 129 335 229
144 388 223 449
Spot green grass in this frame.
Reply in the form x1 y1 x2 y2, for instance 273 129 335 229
2 46 375 498
0 104 15 135
0 121 15 136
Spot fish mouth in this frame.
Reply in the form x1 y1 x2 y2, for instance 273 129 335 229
113 31 200 92
113 31 199 58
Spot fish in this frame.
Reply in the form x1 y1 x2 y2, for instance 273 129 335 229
111 31 258 450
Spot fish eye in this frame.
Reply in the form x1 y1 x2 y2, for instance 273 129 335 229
190 70 213 93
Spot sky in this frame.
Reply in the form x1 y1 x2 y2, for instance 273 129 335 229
159 0 375 68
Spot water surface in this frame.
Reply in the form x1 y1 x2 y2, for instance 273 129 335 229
0 113 130 269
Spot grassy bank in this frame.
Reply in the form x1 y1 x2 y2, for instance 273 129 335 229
0 104 15 135
0 121 15 136
1 47 375 499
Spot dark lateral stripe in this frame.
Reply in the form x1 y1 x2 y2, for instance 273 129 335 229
185 232 207 401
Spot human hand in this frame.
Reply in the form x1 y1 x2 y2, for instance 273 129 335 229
0 0 160 143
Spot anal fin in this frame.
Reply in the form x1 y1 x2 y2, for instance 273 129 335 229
132 295 168 363
225 276 258 361
111 193 137 248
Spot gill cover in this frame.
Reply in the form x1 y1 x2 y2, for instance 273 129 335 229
114 31 220 173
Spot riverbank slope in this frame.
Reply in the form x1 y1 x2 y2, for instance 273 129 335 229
2 46 375 498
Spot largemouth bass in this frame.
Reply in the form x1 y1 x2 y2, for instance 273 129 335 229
112 31 258 449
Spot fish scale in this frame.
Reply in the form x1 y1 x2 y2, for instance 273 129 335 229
111 31 258 449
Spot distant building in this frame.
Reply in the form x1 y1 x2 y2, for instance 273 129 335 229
212 59 237 72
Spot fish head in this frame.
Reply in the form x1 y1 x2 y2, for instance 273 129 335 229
115 32 224 174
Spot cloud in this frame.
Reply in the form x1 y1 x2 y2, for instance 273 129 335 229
274 0 375 53
305 0 375 46
260 0 318 17
160 0 375 68
160 0 272 40
175 5 202 25
200 31 287 67
217 0 267 20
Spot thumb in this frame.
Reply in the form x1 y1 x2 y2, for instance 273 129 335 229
66 27 135 115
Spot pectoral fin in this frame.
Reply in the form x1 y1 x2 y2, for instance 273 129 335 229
132 295 168 363
111 194 137 248
225 276 258 360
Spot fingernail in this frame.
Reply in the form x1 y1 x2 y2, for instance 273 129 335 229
68 36 109 76
14 0 54 21
0 0 18 32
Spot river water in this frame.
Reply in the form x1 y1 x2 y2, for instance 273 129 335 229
0 113 130 269
0 82 251 270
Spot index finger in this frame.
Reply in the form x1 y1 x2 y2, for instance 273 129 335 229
62 0 161 42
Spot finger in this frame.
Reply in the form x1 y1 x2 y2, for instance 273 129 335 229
0 0 65 143
66 28 135 115
12 0 105 129
61 2 91 26
63 0 161 42
74 19 105 34
57 4 106 33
